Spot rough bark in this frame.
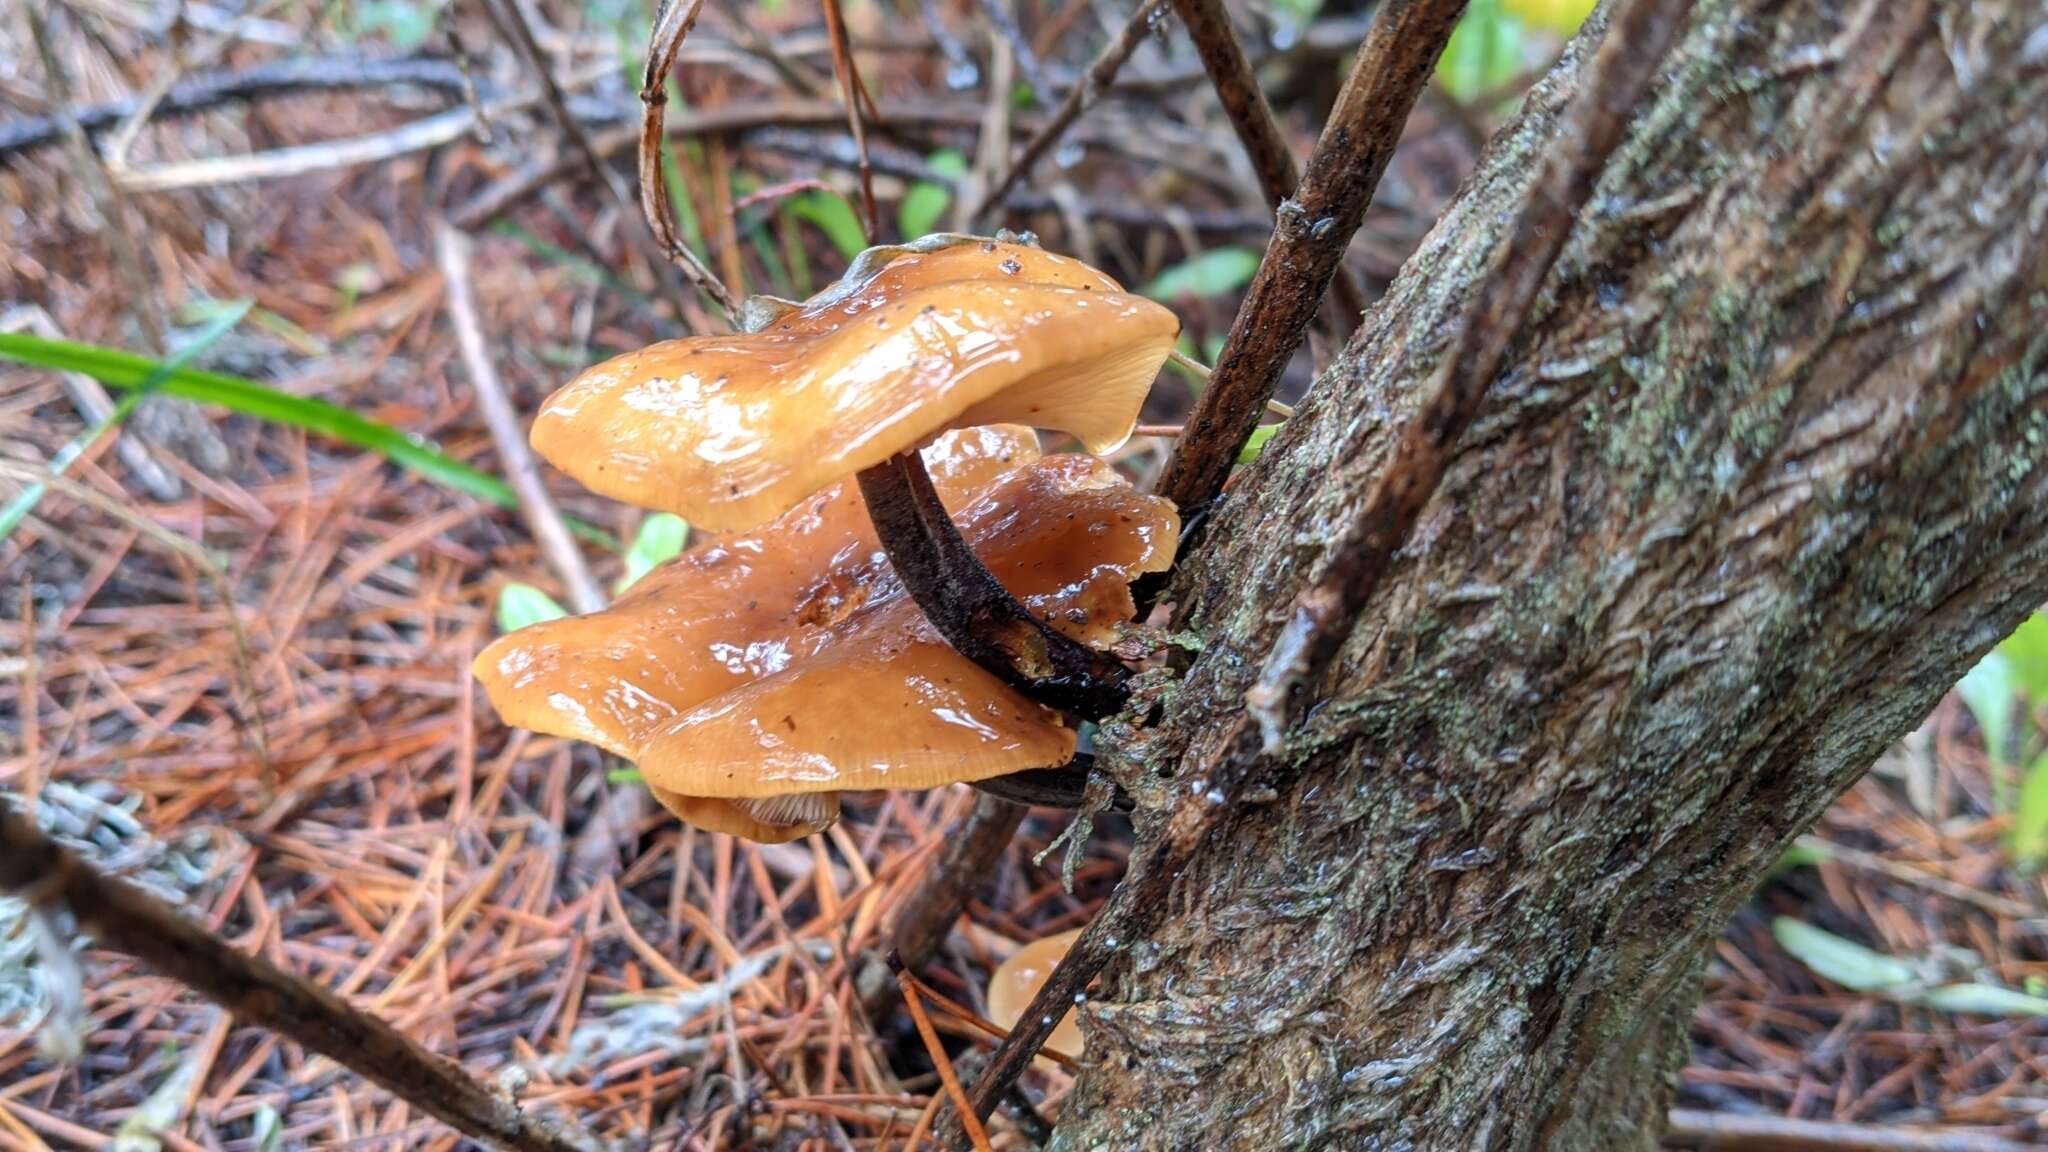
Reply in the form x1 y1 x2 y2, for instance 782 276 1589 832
1059 1 2048 1148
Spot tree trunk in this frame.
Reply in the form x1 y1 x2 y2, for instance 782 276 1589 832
1060 1 2047 1147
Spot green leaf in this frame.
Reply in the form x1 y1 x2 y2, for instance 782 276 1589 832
2011 751 2048 871
606 765 646 784
898 149 969 240
1770 839 1832 876
496 583 569 633
0 331 614 548
1771 917 1915 992
1997 612 2048 705
1237 424 1281 465
1141 248 1262 301
787 190 870 261
617 513 691 593
1957 649 2018 769
1920 982 2048 1018
1437 0 1528 105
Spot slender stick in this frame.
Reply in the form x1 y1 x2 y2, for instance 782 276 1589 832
1154 0 1470 521
1169 0 1370 325
952 0 1694 1135
856 451 1130 719
888 794 1029 974
1662 1110 2038 1152
435 225 606 616
0 802 604 1152
818 0 881 241
638 0 741 325
968 0 1173 224
485 0 692 314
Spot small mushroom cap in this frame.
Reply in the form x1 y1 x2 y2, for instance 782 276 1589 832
530 240 1180 531
473 427 1178 840
986 928 1085 1059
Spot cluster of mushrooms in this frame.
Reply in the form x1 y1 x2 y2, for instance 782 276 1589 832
475 235 1182 844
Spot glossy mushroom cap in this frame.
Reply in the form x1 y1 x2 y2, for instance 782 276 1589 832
986 928 1085 1059
530 239 1180 532
473 427 1178 842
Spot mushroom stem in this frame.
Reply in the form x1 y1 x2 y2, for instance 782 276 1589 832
969 755 1131 811
858 450 1131 720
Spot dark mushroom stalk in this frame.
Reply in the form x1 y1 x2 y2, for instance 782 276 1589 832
858 450 1130 720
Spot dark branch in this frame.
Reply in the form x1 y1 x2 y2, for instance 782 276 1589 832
857 451 1131 720
951 0 1695 1137
1154 0 1470 521
1169 0 1371 326
0 801 603 1152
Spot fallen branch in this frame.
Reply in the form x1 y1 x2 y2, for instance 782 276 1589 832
0 800 605 1152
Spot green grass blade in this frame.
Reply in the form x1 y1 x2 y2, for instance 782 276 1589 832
0 331 616 548
0 303 252 541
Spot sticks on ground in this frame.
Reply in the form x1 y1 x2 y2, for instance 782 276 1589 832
0 801 605 1152
1170 0 1370 326
485 0 692 315
434 225 606 617
966 0 1174 224
1154 0 1470 522
638 0 742 325
952 0 1694 1135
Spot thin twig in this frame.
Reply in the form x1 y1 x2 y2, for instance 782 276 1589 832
638 0 741 326
485 0 692 314
1662 1110 2038 1152
818 0 880 241
858 794 1029 1015
434 224 605 616
1154 0 1470 524
1169 0 1370 326
968 0 1172 224
953 0 1694 1133
0 801 605 1152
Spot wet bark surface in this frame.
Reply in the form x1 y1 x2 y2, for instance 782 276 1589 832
1057 2 2048 1147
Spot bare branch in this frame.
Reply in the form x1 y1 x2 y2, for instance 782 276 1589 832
1169 0 1370 325
0 800 605 1152
1154 0 1470 521
967 0 1172 225
434 225 606 617
638 0 741 325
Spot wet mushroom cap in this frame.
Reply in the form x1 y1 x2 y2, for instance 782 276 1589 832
986 928 1086 1059
530 240 1180 531
473 427 1178 841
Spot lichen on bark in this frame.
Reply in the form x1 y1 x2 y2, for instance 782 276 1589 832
1055 1 2048 1147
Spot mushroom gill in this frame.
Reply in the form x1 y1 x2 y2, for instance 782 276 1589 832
528 238 1180 532
472 427 1178 842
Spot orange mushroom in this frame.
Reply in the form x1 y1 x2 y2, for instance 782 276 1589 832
529 237 1180 533
473 428 1178 842
986 928 1086 1060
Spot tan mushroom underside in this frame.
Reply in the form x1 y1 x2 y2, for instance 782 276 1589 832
530 241 1180 532
474 427 1178 841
